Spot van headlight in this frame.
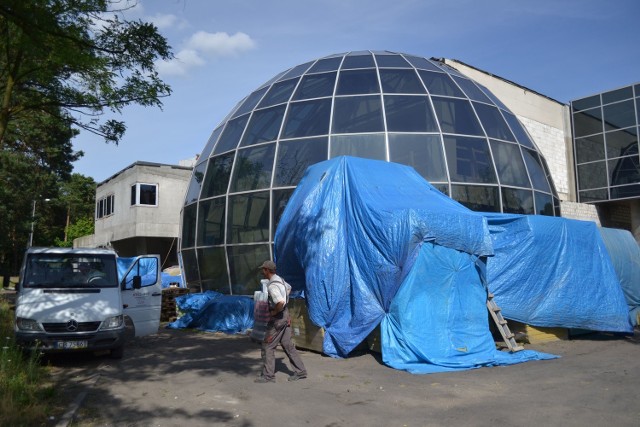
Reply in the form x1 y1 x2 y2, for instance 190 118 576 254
100 315 124 330
16 317 43 332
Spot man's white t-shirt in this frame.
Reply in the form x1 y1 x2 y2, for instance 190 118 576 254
267 274 289 308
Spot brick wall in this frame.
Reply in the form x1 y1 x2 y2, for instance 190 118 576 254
598 202 632 231
560 201 600 224
518 116 570 200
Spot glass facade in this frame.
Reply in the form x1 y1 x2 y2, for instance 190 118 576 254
181 51 560 294
572 83 640 203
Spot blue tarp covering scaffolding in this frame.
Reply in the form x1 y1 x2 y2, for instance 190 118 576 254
275 157 558 373
483 214 633 332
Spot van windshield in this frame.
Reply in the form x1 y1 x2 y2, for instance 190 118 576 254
23 254 118 289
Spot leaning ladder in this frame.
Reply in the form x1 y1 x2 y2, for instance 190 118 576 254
487 292 524 352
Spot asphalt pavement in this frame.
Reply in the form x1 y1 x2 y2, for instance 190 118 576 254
44 325 640 427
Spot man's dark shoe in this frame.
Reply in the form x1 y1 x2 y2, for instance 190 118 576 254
254 376 275 383
288 373 307 382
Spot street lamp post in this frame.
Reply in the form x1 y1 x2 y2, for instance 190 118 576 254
28 200 36 247
28 198 50 247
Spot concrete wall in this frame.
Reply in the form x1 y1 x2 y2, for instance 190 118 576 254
91 162 191 247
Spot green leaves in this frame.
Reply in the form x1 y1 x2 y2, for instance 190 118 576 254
0 0 173 145
0 1 174 275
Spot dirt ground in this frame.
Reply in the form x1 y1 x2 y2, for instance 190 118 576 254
41 324 640 427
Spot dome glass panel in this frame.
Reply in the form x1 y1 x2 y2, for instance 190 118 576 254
330 134 386 160
502 187 534 214
293 72 337 100
341 53 375 69
375 54 411 68
404 55 441 72
198 247 230 293
282 99 332 138
332 96 384 133
451 76 492 104
229 144 276 192
503 112 535 148
473 102 516 141
451 185 500 212
275 137 329 186
336 69 380 95
489 140 530 187
418 70 462 97
443 136 497 183
184 162 207 205
432 97 484 136
214 115 249 154
379 69 426 94
308 57 342 73
201 153 234 198
197 198 225 246
181 204 197 249
388 134 446 182
231 87 268 118
198 127 223 166
182 51 559 294
257 79 299 108
384 96 438 132
239 105 286 147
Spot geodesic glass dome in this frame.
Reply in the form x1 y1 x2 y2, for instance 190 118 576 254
180 51 559 294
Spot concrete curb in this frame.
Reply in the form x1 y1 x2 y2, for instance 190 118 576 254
55 374 100 427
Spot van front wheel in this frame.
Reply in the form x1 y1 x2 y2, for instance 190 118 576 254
110 345 124 359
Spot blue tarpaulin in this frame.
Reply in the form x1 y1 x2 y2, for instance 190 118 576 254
598 227 640 326
166 291 254 334
275 156 556 372
383 242 554 374
483 214 633 332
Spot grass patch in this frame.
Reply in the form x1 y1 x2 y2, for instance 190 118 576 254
0 297 57 427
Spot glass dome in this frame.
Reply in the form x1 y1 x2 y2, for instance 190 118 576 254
180 51 559 294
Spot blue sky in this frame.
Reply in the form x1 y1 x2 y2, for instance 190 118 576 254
72 0 640 182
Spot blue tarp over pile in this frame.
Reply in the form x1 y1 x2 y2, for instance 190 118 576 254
166 291 254 334
484 214 633 332
275 156 556 373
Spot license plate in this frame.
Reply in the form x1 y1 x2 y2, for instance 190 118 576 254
55 340 88 350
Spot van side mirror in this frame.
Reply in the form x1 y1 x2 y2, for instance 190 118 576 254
132 275 142 290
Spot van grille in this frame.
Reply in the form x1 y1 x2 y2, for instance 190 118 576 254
42 322 101 333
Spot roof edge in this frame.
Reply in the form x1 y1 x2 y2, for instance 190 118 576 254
436 58 566 106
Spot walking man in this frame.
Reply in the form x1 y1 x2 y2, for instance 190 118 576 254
255 260 307 383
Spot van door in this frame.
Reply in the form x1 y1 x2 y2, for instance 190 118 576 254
120 255 162 337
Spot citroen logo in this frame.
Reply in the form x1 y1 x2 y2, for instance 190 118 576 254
66 319 79 332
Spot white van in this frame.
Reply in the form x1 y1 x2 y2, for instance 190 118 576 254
14 247 162 358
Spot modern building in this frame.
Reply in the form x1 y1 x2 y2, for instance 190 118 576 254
177 51 638 295
570 83 640 231
75 161 193 268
